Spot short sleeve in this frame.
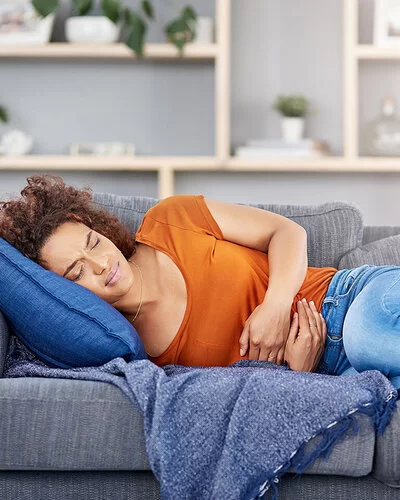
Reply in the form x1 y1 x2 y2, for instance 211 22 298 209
136 195 223 239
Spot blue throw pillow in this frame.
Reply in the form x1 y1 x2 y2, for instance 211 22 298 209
0 237 147 368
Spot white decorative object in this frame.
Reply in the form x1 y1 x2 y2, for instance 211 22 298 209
0 129 33 155
65 16 122 44
0 1 55 45
374 0 400 47
281 117 305 143
193 16 214 44
69 142 135 155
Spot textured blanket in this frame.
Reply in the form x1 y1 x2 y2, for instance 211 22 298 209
4 335 398 500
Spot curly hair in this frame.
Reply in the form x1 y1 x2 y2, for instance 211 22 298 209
0 174 136 266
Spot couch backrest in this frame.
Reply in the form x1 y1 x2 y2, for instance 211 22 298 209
92 193 364 269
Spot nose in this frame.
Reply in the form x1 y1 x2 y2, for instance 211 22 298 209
86 255 109 275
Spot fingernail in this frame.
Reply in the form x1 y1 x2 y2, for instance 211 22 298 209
310 300 315 306
302 298 307 303
240 348 245 356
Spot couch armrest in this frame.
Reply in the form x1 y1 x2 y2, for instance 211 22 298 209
0 311 10 377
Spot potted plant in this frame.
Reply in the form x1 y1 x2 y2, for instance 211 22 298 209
32 0 197 57
272 94 309 143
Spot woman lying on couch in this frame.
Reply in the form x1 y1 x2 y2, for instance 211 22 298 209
0 174 399 389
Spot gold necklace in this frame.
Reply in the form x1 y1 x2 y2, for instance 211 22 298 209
128 258 143 323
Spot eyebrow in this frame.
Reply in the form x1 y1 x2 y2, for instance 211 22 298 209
63 230 92 278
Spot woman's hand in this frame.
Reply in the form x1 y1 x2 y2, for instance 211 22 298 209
239 300 291 364
284 298 327 372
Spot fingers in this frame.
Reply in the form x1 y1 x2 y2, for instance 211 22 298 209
276 346 285 365
239 324 250 356
248 342 260 361
287 312 299 343
297 299 327 340
259 346 278 364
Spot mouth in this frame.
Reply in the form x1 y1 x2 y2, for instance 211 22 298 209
106 262 120 286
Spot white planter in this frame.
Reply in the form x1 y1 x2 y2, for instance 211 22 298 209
65 16 121 43
281 117 305 143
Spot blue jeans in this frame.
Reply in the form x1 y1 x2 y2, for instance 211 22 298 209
315 264 400 390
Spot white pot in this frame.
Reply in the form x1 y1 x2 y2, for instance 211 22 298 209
65 16 121 43
0 129 33 156
281 117 305 143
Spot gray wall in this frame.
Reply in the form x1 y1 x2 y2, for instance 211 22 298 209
1 0 399 225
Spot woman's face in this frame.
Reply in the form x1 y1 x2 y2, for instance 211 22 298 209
40 222 134 306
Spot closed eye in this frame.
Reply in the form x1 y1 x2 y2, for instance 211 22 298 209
71 237 100 281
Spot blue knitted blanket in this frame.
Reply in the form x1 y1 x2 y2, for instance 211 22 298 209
4 335 398 500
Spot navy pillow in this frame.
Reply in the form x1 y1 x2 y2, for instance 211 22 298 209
0 238 147 368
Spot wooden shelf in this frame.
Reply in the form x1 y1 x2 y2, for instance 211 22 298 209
228 157 400 171
0 42 219 60
0 155 220 170
355 45 400 60
2 155 400 172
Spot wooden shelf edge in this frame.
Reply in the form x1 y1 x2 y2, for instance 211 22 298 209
356 45 400 59
1 155 400 172
0 156 220 170
0 42 218 60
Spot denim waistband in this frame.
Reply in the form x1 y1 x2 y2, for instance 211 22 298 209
324 264 398 311
316 264 399 376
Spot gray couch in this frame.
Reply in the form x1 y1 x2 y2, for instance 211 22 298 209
0 192 399 500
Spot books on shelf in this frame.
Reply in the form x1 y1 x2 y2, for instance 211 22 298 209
235 139 331 159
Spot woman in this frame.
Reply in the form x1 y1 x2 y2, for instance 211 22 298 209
0 174 399 389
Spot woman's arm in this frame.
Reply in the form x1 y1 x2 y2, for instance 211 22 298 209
204 198 308 364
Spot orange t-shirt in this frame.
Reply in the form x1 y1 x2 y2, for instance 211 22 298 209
135 195 337 367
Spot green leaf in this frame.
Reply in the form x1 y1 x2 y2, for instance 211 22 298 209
141 0 154 20
101 0 121 23
272 95 309 117
166 18 186 35
31 0 59 17
124 10 147 57
0 106 9 124
181 6 197 22
72 0 92 16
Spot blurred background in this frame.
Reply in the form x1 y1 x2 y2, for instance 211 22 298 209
1 0 400 224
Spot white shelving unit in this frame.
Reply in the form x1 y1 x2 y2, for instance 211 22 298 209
344 0 400 163
2 0 400 198
0 0 231 198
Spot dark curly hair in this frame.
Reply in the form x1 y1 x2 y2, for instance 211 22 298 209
0 174 136 266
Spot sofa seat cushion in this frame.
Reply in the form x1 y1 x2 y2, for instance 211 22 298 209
0 375 376 476
373 405 400 487
0 377 150 471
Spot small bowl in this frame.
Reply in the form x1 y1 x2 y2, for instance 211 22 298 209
65 16 121 43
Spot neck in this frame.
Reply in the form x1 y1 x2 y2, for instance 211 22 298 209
123 243 160 322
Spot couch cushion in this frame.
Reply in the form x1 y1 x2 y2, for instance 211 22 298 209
248 201 363 268
93 194 364 269
362 226 400 245
0 312 9 376
338 235 400 269
0 238 146 369
0 377 150 470
373 403 400 487
0 374 376 476
92 193 157 236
